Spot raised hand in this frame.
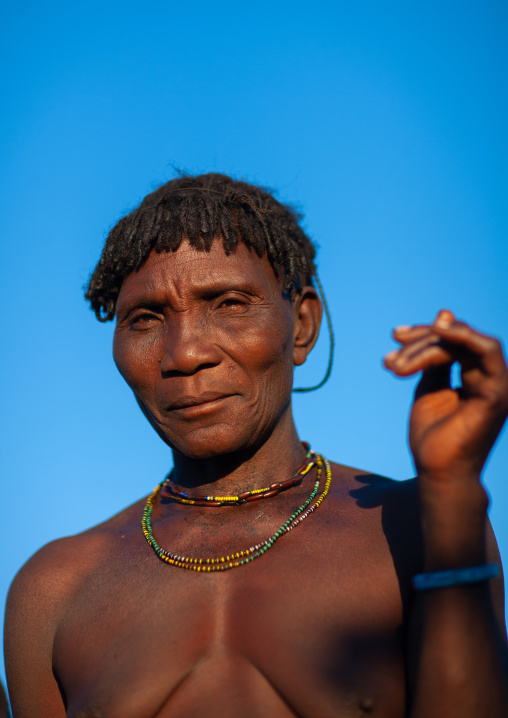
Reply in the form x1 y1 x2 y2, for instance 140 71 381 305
386 313 508 718
384 310 508 485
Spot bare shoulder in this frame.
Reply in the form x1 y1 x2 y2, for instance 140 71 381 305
326 460 420 519
324 461 505 632
8 494 147 606
323 461 424 578
5 496 148 716
7 500 133 629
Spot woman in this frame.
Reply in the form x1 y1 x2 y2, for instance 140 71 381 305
5 173 508 717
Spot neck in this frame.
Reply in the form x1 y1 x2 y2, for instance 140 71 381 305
170 417 306 495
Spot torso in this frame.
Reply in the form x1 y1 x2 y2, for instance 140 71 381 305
48 463 423 718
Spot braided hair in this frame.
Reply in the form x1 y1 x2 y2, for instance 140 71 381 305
85 173 317 322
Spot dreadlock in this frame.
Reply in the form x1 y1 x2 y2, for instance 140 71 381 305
85 172 317 322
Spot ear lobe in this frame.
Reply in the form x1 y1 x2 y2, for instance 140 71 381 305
292 286 323 366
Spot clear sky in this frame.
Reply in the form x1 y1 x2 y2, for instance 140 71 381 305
1 0 507 687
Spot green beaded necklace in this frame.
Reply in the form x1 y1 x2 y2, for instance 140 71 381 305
141 454 332 571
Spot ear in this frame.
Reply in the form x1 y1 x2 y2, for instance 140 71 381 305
292 285 323 366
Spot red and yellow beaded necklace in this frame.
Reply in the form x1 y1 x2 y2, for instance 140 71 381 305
141 447 332 572
160 445 316 506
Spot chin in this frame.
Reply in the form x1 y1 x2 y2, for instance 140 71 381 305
159 423 264 460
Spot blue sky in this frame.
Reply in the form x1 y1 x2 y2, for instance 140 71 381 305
1 0 507 686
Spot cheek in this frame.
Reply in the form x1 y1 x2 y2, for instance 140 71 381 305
226 314 294 380
112 334 159 394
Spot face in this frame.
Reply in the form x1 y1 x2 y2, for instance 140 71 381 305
113 240 319 459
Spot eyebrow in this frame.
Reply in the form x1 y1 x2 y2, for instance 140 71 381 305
116 278 266 317
197 280 263 298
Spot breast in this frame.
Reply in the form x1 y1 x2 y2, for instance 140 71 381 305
55 519 408 718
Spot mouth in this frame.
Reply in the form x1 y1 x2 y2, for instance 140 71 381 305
167 392 236 415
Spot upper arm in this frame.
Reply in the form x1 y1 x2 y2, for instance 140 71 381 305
4 545 68 718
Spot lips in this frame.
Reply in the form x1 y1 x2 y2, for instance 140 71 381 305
167 391 235 411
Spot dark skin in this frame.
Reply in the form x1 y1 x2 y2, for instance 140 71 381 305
5 240 508 717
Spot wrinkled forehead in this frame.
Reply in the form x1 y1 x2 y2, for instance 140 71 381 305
116 238 288 310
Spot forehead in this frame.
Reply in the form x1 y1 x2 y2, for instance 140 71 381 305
117 239 284 307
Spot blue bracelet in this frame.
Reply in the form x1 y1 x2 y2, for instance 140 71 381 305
413 563 499 591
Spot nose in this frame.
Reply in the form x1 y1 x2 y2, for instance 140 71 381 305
159 313 221 375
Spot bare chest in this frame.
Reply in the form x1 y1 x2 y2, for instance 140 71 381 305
54 510 413 718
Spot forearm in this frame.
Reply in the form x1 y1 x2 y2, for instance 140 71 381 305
409 477 508 718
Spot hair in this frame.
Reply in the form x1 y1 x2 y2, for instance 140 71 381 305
85 172 317 321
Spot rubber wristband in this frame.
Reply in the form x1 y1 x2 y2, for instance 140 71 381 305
412 563 499 591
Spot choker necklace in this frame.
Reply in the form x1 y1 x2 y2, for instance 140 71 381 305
161 444 315 506
141 454 332 572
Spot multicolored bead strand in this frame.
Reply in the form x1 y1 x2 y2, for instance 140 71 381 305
141 454 332 571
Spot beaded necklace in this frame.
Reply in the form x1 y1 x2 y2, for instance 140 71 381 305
141 454 332 571
161 446 315 506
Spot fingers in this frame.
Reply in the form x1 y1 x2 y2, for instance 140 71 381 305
384 340 454 377
385 311 453 376
431 320 506 378
392 311 502 363
385 312 508 419
386 310 508 381
391 310 456 346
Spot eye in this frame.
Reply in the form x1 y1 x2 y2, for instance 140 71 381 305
220 298 244 307
129 311 160 330
216 293 250 310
